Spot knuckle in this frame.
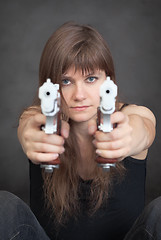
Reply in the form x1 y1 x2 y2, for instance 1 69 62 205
93 141 98 148
60 146 65 154
33 113 39 121
110 141 116 150
34 154 40 163
111 131 118 140
53 135 64 145
26 150 32 160
40 143 48 153
23 130 30 141
33 113 43 122
123 147 130 157
41 134 48 143
60 136 65 145
94 131 100 140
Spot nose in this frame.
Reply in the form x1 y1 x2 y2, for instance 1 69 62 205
73 83 86 101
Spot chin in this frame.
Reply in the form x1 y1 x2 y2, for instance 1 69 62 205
69 113 97 123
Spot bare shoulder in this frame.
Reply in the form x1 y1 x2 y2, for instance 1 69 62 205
119 103 156 126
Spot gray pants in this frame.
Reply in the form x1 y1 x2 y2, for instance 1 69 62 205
124 197 161 239
0 191 161 240
0 191 50 240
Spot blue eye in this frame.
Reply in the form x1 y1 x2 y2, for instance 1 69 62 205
87 76 97 83
61 79 71 86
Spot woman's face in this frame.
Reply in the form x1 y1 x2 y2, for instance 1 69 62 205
61 67 106 123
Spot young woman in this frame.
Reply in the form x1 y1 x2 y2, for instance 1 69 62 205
1 22 158 239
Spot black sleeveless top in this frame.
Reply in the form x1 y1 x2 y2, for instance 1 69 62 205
29 157 146 240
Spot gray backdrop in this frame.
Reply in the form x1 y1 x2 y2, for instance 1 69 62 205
0 0 161 205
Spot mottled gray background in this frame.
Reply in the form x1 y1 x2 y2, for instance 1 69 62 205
0 0 161 205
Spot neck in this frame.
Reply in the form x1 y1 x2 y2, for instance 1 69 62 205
71 120 90 136
70 120 97 180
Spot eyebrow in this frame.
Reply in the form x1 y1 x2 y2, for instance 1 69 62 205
62 71 101 78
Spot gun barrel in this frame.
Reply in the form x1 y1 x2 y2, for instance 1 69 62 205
97 76 118 171
39 79 61 172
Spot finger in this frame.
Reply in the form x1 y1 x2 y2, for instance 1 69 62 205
88 118 97 135
30 152 60 164
30 113 46 128
94 131 112 141
93 138 127 150
109 127 128 140
29 130 65 146
32 118 69 140
95 125 131 142
32 142 65 154
96 147 129 159
111 111 128 125
61 120 70 139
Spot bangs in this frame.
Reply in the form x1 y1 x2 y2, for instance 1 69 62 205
62 42 108 75
39 23 115 87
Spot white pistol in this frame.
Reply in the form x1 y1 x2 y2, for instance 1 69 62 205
97 76 118 171
39 78 61 172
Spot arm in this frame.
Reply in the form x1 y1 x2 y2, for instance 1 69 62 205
120 104 156 159
89 104 156 161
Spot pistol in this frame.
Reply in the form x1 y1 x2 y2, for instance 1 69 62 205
97 76 118 171
39 78 61 173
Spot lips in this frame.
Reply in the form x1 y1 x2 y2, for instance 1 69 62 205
71 106 89 111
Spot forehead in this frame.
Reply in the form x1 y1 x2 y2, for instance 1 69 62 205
63 67 106 77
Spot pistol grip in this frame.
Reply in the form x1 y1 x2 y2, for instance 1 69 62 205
96 156 117 164
96 156 117 171
40 157 61 173
41 112 62 173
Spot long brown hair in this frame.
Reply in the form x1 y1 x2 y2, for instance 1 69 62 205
36 22 124 225
39 22 116 86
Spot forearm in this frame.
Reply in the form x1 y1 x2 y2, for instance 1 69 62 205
127 114 156 157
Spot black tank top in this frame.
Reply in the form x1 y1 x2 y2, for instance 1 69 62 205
30 156 146 240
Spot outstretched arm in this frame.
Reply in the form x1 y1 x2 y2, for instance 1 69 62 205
88 104 156 161
17 107 69 164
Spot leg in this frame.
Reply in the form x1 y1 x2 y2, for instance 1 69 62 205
0 191 50 240
124 196 161 240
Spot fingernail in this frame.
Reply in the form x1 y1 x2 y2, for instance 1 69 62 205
96 149 101 155
61 147 65 154
53 153 59 159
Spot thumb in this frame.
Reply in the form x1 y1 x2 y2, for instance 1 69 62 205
61 120 70 139
88 118 97 135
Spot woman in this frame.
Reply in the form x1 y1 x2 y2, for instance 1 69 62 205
5 22 157 239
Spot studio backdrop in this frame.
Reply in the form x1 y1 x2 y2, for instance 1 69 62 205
0 0 161 205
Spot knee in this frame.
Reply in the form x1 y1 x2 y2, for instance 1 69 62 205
0 191 28 218
143 196 161 231
146 196 161 218
125 197 161 240
0 191 19 202
0 191 20 206
0 191 45 240
0 191 22 207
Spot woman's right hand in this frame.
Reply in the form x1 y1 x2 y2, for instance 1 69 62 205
17 111 69 165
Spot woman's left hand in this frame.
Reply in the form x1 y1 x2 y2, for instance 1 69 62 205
88 111 133 162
